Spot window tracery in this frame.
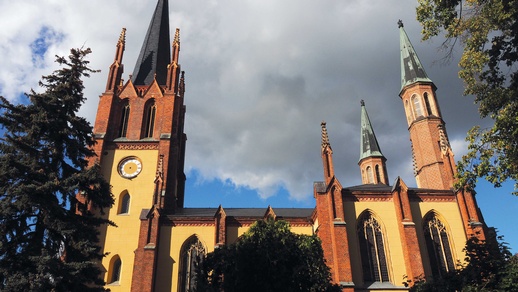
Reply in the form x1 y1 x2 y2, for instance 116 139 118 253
178 236 206 292
358 212 389 283
424 213 455 277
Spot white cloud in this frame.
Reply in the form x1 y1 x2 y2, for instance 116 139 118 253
0 0 482 202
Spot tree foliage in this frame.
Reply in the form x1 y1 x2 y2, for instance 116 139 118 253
197 218 341 292
409 232 518 291
416 0 518 194
0 48 113 291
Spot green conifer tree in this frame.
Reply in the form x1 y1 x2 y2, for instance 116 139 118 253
0 48 113 291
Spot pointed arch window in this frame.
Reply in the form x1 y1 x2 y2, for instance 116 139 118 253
178 236 206 292
366 166 374 184
118 192 130 214
405 100 412 124
358 212 389 283
142 99 156 138
375 165 381 184
109 256 122 284
424 92 433 116
118 101 130 138
412 95 423 118
424 213 455 278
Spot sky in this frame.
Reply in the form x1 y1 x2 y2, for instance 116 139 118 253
0 0 516 252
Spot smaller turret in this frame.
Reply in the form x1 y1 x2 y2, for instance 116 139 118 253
321 121 335 183
358 100 389 184
105 28 126 92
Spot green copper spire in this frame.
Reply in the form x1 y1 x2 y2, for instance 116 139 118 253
132 0 171 85
399 20 432 92
359 100 384 162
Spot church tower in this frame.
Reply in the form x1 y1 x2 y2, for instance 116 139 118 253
358 100 389 185
398 20 456 190
90 0 187 290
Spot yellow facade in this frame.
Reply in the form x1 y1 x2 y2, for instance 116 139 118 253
153 223 314 292
100 149 159 291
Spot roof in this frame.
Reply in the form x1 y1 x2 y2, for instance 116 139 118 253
131 0 171 85
399 20 433 92
171 207 314 218
344 183 454 194
359 100 384 162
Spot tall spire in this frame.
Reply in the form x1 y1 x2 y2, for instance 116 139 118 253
398 22 455 190
399 20 432 92
132 0 171 86
359 100 384 162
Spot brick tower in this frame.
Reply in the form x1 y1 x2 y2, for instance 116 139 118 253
90 0 187 290
398 20 456 190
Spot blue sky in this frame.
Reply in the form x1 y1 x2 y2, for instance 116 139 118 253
1 0 517 253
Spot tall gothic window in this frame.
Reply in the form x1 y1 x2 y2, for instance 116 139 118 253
412 95 423 118
375 165 381 184
109 256 122 284
358 212 389 283
405 100 412 124
118 101 130 138
424 213 455 278
142 99 156 138
178 235 206 292
424 92 433 116
366 166 374 184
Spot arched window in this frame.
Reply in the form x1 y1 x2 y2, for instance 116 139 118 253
118 101 130 138
405 100 412 124
109 256 122 284
178 235 206 292
423 213 455 278
375 165 381 184
412 95 423 118
424 92 433 116
357 212 389 283
366 166 374 184
118 192 130 214
142 99 156 138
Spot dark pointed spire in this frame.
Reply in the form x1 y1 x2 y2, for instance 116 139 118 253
399 20 432 91
359 100 384 162
132 0 171 85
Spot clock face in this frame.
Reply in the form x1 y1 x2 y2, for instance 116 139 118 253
118 157 142 179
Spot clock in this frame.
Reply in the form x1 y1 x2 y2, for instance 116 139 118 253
118 157 142 179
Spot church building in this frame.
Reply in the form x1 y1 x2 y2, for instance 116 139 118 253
90 1 487 291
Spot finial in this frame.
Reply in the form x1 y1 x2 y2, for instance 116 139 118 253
174 28 180 44
360 99 365 106
119 28 127 44
398 19 404 28
321 121 330 148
